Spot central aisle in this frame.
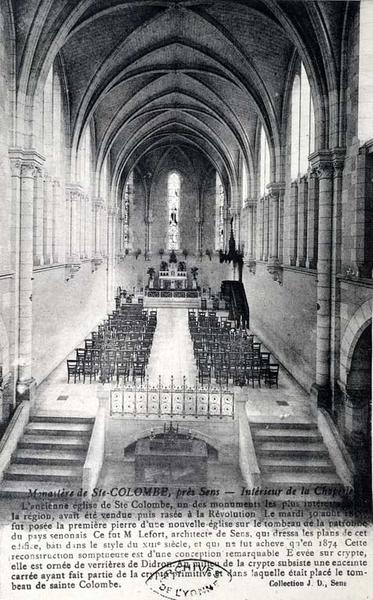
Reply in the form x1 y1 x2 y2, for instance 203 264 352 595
147 308 197 386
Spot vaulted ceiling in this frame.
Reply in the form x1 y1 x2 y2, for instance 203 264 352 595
14 0 348 190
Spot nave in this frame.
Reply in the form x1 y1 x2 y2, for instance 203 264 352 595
0 304 330 495
0 0 371 511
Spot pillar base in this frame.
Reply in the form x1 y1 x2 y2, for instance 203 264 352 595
310 383 332 412
16 377 37 406
267 258 283 284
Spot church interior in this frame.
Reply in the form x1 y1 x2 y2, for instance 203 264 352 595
0 0 372 511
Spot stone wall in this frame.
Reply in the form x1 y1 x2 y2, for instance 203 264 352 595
126 149 217 256
242 263 317 391
32 262 107 384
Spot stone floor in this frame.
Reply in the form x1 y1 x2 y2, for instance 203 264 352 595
34 307 313 423
147 308 198 385
0 307 317 496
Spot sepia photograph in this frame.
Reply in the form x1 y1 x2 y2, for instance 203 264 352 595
0 0 372 599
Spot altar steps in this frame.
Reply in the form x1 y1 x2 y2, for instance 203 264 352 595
144 297 200 309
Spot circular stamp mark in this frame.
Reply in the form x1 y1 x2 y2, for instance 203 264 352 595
146 558 232 599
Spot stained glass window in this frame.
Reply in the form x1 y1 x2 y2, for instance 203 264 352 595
291 63 315 180
259 125 270 197
215 172 225 250
122 171 133 251
242 159 248 205
167 172 180 250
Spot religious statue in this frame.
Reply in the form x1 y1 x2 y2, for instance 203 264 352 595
170 206 178 225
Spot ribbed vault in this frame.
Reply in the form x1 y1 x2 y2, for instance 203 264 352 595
14 0 348 196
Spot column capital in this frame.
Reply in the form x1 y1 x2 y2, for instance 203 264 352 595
9 157 22 177
266 181 285 198
309 150 334 179
229 208 240 217
9 148 45 177
21 161 37 178
108 206 118 217
93 197 104 209
68 190 79 202
332 147 346 175
246 197 256 208
66 183 84 195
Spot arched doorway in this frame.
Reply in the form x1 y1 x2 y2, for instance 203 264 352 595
345 323 372 512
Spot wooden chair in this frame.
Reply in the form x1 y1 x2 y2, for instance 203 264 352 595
76 348 86 366
215 367 229 387
247 359 261 388
265 364 279 388
199 365 211 385
260 352 271 380
67 360 80 383
133 363 145 384
85 339 94 351
116 362 130 384
81 359 98 383
233 364 246 386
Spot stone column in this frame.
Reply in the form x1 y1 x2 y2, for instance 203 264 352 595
223 215 229 252
52 178 60 263
235 211 241 248
289 181 298 266
65 189 72 258
306 170 319 269
9 154 22 411
256 198 263 261
195 209 202 255
84 195 90 258
18 161 36 388
267 183 284 262
296 175 308 267
262 198 269 261
33 167 44 266
70 190 79 260
144 210 153 259
310 151 334 408
93 199 102 257
107 207 117 310
77 192 83 259
247 202 255 258
278 187 284 263
15 153 44 402
43 174 53 264
330 149 345 395
90 200 96 259
269 194 277 261
101 204 107 257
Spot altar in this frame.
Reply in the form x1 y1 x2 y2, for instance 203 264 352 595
135 429 207 483
159 266 187 289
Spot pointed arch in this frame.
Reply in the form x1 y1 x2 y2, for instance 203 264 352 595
340 299 373 387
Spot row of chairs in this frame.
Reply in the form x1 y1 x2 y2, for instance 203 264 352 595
67 304 157 384
188 310 279 388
